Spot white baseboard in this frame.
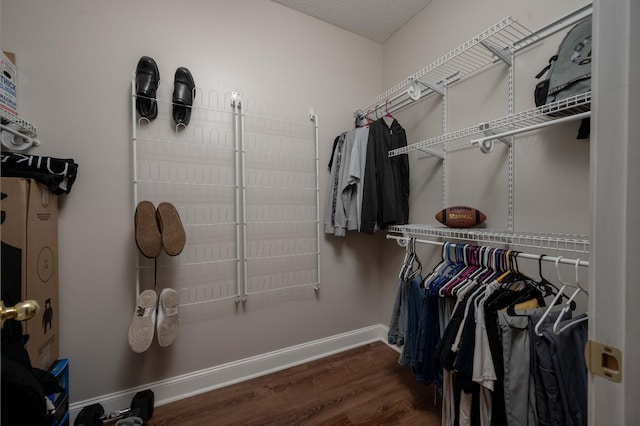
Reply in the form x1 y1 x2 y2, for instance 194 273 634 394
69 324 390 422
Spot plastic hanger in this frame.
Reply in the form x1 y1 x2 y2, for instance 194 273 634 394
422 243 449 288
534 256 571 336
385 99 394 118
398 238 411 281
448 246 476 296
382 99 395 127
451 246 484 296
441 244 475 296
399 238 422 282
433 243 464 294
474 247 494 284
534 254 560 298
505 254 545 316
552 258 588 334
357 110 373 128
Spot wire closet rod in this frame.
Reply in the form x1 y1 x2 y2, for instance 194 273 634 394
470 111 591 147
0 123 41 147
386 234 589 267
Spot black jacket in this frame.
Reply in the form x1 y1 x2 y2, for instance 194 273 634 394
360 118 409 234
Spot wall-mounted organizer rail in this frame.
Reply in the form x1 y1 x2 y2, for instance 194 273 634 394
131 80 320 307
369 4 593 252
0 108 40 152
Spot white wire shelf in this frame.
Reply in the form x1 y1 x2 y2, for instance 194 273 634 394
389 91 591 157
387 224 590 253
0 108 40 151
356 16 533 118
0 108 37 135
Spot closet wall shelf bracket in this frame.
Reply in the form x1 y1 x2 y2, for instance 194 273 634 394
479 40 512 66
411 77 445 98
418 147 445 160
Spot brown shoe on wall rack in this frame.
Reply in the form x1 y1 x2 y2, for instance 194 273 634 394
156 202 186 256
134 201 162 258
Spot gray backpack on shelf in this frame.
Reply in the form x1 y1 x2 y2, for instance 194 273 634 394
535 16 592 108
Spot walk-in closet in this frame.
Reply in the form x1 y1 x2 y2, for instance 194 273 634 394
1 0 637 425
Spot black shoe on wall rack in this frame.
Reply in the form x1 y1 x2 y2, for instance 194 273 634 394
135 56 160 120
172 67 196 127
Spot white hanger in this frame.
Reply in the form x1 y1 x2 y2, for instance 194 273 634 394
398 238 411 281
534 256 570 336
399 238 421 282
553 258 588 334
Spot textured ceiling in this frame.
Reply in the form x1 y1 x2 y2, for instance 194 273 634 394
271 0 432 43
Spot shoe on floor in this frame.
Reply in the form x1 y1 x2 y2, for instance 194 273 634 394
130 389 155 425
156 202 186 256
156 288 179 347
134 201 162 258
128 289 158 353
172 67 195 126
115 417 144 426
135 56 160 120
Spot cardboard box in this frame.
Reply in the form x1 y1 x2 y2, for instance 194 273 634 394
1 51 18 115
1 178 59 369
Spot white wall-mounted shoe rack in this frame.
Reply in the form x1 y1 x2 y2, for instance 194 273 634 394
131 80 320 307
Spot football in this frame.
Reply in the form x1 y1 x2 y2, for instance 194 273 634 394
435 206 486 228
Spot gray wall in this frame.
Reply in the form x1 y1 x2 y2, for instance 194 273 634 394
1 0 386 402
2 0 592 407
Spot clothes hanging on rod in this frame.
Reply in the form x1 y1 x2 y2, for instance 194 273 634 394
386 240 588 426
324 128 364 236
324 116 409 236
324 117 408 236
360 117 409 234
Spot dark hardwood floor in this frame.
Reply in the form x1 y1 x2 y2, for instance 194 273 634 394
149 341 442 425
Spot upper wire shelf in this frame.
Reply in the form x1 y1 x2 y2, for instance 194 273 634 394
389 91 591 157
355 16 533 119
387 224 590 253
0 109 37 135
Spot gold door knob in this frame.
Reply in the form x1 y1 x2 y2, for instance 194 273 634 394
0 299 40 328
